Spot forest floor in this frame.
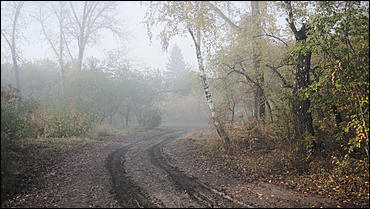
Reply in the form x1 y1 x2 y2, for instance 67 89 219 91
1 128 361 208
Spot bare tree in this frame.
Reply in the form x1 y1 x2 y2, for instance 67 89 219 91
1 1 25 92
36 1 69 95
67 1 124 71
207 1 267 120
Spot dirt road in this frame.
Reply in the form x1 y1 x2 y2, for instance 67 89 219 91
107 128 249 208
2 128 336 208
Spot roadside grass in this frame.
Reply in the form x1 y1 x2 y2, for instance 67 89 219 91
188 127 369 208
1 124 142 203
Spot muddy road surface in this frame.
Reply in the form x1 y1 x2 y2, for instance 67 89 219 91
2 128 334 208
106 128 250 208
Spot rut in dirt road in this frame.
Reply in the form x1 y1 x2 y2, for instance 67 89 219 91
106 129 251 208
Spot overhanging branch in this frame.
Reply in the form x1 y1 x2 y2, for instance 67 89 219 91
206 1 241 31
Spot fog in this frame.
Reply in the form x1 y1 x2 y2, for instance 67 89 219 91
2 2 368 206
18 2 199 71
1 1 211 129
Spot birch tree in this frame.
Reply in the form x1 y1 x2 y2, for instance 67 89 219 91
144 1 231 145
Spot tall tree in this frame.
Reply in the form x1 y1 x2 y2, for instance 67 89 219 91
1 1 25 93
67 1 124 71
188 26 230 146
251 1 265 120
36 1 69 95
165 44 190 94
306 1 369 157
283 1 315 142
144 1 231 146
207 1 270 121
166 44 186 80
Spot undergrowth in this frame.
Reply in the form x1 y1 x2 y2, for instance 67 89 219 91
192 120 369 208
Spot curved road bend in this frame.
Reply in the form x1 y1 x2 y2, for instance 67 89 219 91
106 129 252 208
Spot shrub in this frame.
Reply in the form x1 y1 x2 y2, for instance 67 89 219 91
137 107 162 129
37 110 95 138
86 124 115 140
1 84 37 201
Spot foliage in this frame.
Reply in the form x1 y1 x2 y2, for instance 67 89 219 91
33 109 95 138
5 57 166 134
136 106 162 129
1 57 166 201
143 1 223 53
1 85 37 141
194 116 369 207
165 44 192 95
1 84 38 201
304 1 369 158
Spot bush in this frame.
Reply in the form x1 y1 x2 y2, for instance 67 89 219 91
1 85 36 140
86 124 115 140
137 107 162 129
1 84 37 202
33 109 96 138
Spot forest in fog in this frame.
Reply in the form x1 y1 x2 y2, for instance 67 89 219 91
1 1 369 207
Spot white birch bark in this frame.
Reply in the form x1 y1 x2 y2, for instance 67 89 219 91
188 27 230 145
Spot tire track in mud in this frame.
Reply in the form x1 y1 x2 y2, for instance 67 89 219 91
106 130 174 208
107 129 252 208
149 133 252 208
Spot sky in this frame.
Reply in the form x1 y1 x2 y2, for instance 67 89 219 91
5 1 287 71
18 1 198 71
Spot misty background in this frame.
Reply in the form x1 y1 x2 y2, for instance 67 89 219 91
1 1 213 129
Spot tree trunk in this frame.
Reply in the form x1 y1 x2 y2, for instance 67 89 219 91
76 34 86 72
58 2 65 95
10 2 23 108
292 46 314 141
11 47 20 91
58 15 65 95
286 1 315 142
188 27 230 146
109 114 113 125
251 1 265 120
125 104 130 127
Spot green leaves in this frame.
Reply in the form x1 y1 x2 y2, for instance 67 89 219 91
302 1 369 160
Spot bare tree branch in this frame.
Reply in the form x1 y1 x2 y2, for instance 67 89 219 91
265 64 293 88
253 33 289 48
223 61 274 122
206 1 241 31
1 31 12 49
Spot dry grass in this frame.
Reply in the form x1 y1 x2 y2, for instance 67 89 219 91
189 121 369 208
